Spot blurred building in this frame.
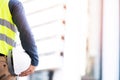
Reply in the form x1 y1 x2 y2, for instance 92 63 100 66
13 0 120 80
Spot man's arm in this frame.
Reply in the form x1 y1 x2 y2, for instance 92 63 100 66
9 0 39 76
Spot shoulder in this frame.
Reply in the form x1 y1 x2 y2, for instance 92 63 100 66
9 0 24 14
9 0 23 9
9 0 21 6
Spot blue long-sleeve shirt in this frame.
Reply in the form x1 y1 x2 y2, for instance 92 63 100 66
9 0 39 66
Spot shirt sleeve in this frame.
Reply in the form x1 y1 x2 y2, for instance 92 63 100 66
9 0 39 66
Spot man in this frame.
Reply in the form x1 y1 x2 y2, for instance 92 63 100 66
0 0 39 79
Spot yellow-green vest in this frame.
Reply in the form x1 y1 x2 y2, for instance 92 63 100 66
0 0 17 55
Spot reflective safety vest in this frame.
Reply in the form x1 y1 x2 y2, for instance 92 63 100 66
0 0 17 56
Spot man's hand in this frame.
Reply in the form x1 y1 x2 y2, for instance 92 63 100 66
19 65 36 77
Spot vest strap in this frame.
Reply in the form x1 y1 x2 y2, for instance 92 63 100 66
7 50 18 76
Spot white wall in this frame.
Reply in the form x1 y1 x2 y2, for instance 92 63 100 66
63 0 88 80
102 0 119 80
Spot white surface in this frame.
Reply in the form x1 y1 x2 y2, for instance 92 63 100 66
102 0 119 80
13 48 31 75
36 55 63 70
63 0 88 80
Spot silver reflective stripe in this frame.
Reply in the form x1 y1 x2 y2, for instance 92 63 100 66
0 33 16 47
0 18 16 32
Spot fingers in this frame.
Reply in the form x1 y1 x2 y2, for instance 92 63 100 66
19 69 32 76
19 65 36 77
